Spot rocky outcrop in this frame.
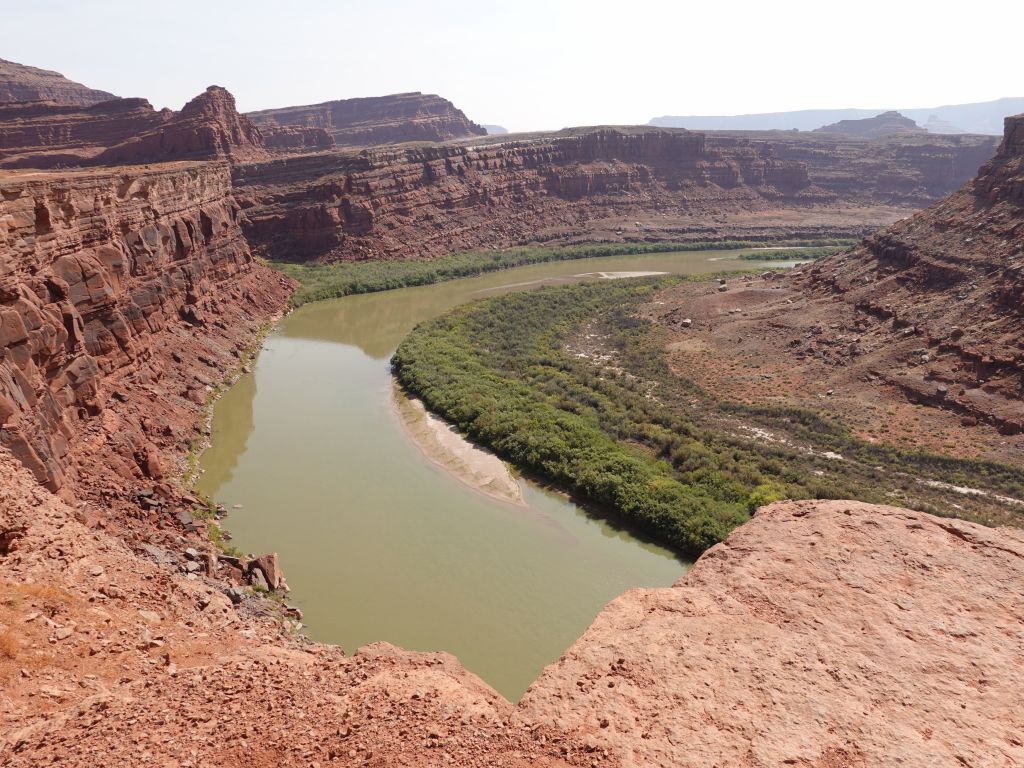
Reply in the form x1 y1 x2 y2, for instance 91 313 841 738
797 113 1024 435
0 161 290 497
246 91 486 147
234 127 998 263
95 86 267 165
518 499 1024 767
0 58 116 106
814 110 925 137
0 87 267 168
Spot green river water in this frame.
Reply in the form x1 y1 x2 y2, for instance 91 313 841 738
197 250 788 700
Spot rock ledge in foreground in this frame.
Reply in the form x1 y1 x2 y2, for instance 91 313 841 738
517 499 1024 767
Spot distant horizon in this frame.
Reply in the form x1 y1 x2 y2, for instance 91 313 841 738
4 0 1023 133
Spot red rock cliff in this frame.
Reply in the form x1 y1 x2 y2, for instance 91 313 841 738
95 86 267 165
0 87 267 169
796 113 1024 434
0 161 288 494
0 98 170 168
0 58 116 106
246 91 487 147
233 127 998 263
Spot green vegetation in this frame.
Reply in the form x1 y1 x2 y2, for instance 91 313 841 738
273 239 855 306
393 277 1024 557
191 502 244 559
736 246 845 261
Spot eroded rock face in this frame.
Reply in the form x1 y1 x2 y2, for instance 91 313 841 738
0 162 273 492
0 58 116 106
96 86 267 165
798 113 1024 435
261 124 335 152
517 499 1024 767
234 127 998 263
247 91 487 147
0 98 171 169
0 86 266 168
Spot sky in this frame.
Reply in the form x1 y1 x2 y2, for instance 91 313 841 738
3 0 1022 132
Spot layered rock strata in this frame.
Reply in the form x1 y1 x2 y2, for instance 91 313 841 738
0 161 290 503
96 86 267 165
0 58 116 106
0 87 266 168
247 91 487 147
0 98 170 168
234 127 997 263
797 114 1024 435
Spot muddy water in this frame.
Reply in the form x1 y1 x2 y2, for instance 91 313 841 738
197 250 783 700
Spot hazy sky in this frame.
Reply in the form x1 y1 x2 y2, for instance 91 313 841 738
4 0 1022 132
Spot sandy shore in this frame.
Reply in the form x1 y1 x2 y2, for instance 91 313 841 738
392 382 524 505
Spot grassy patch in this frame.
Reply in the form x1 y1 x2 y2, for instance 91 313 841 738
273 239 855 307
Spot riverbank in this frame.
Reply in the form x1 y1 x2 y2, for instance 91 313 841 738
392 274 1024 557
271 239 851 306
392 383 524 506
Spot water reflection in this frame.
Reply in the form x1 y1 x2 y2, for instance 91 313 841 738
198 370 256 491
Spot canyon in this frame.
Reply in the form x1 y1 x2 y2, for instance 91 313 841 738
2 56 1023 767
0 158 292 534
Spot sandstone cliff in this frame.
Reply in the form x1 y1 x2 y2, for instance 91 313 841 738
0 161 289 501
234 127 997 263
0 87 266 169
796 113 1024 435
0 58 116 106
247 91 487 147
96 86 267 165
0 98 170 168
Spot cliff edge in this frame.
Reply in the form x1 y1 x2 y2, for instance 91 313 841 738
518 499 1024 767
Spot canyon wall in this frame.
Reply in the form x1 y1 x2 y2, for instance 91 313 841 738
247 91 487 147
0 87 267 169
0 98 171 168
0 58 116 106
234 127 998 263
0 161 290 499
796 114 1024 435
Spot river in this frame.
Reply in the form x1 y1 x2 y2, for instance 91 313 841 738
197 249 788 700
